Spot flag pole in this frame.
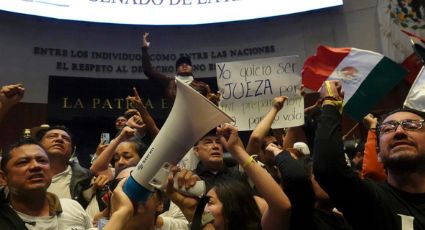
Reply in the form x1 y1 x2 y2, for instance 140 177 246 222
342 122 359 141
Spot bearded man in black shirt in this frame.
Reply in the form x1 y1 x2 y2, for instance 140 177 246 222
313 80 425 230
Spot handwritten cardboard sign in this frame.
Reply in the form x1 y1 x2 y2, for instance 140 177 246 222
216 56 304 131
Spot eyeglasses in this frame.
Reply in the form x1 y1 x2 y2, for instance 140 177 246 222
378 119 425 134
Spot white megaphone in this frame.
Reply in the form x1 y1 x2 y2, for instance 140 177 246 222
123 78 233 203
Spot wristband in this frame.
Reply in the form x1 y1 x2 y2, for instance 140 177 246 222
242 155 257 168
322 99 343 114
325 81 334 97
323 96 341 101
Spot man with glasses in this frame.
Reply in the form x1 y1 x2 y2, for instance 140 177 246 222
313 80 425 230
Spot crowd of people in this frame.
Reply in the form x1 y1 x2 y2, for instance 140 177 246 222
0 33 424 230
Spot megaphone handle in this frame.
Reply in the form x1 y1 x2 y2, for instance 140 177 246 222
149 162 206 197
173 179 206 198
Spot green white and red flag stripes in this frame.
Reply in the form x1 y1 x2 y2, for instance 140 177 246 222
302 45 407 121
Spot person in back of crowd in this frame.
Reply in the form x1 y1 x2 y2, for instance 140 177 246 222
91 87 159 174
91 87 158 168
314 80 425 230
114 115 127 137
34 125 99 219
349 141 364 174
141 32 220 105
0 139 92 230
267 142 352 230
90 126 140 176
126 87 160 141
245 96 287 182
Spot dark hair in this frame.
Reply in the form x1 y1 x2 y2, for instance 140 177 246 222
1 138 45 172
376 107 425 150
124 138 148 158
34 125 73 146
175 56 192 69
380 107 425 123
123 109 139 120
212 178 261 230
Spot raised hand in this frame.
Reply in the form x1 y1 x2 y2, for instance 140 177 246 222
272 96 288 111
142 32 150 48
95 138 109 156
319 80 344 100
117 126 136 142
0 84 25 109
166 167 200 222
363 113 378 130
126 114 146 132
217 123 245 155
127 87 146 112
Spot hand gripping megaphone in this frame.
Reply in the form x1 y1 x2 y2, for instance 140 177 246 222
123 78 233 203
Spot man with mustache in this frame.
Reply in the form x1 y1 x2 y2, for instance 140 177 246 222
313 80 425 230
35 126 94 209
0 139 92 229
193 130 242 186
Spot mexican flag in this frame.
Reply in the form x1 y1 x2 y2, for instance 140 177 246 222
302 45 407 121
404 67 425 112
403 31 425 112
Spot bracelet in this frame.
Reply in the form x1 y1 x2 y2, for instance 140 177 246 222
325 81 335 97
323 96 341 101
322 99 343 114
242 155 257 168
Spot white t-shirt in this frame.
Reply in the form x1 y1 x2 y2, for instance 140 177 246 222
48 166 72 199
157 202 189 230
15 197 93 230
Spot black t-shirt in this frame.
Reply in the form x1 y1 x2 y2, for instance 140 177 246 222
314 106 425 230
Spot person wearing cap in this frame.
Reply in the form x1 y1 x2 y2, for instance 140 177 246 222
313 80 425 230
141 32 219 105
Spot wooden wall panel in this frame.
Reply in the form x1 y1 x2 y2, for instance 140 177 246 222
0 103 47 152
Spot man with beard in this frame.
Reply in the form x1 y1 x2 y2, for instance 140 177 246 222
141 32 219 105
313 80 425 230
